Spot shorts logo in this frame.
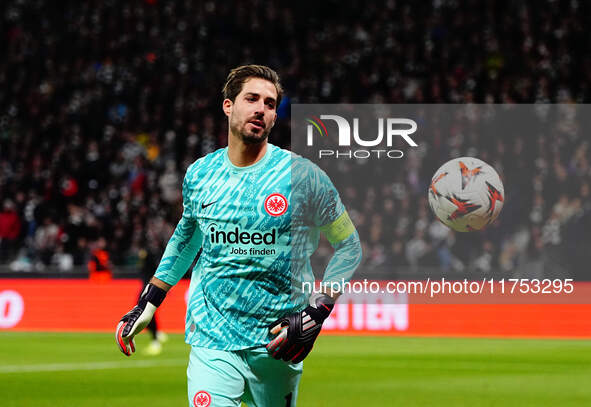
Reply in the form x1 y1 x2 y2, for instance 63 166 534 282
264 193 288 217
193 391 211 407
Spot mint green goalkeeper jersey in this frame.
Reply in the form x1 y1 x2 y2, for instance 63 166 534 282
154 143 362 350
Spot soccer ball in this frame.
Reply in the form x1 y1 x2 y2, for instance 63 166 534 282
428 157 504 232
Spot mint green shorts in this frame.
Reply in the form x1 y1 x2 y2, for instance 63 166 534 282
187 345 303 407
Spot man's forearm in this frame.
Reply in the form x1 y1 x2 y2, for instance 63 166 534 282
154 216 202 286
321 231 363 298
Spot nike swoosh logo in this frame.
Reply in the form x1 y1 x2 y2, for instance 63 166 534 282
201 201 217 209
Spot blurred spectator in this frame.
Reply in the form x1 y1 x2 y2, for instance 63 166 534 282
0 200 21 262
34 217 60 267
88 237 112 281
405 230 430 269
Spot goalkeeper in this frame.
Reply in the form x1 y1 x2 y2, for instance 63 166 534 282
116 65 362 407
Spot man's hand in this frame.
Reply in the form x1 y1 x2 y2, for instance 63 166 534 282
266 293 334 363
115 283 167 356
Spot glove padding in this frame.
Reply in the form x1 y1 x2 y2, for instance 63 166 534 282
116 283 166 356
266 293 334 363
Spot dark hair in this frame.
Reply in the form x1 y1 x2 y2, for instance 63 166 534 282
222 65 283 108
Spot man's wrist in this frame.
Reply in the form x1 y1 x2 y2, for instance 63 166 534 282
307 292 335 322
140 283 167 308
317 286 341 302
149 276 172 292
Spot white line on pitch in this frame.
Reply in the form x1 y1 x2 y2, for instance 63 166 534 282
0 359 187 374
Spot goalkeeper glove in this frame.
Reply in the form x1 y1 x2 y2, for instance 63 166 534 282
115 283 167 356
266 293 334 363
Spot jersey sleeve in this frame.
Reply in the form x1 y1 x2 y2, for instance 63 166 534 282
310 166 362 285
154 168 203 286
310 166 346 229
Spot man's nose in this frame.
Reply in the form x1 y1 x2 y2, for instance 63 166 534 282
253 100 265 116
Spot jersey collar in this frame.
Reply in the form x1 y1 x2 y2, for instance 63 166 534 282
223 143 274 173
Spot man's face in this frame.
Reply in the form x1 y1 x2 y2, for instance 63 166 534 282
224 77 278 144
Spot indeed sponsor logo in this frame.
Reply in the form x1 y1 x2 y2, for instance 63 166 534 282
208 224 277 245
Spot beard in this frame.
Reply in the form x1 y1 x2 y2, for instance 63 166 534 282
240 129 269 144
232 119 271 145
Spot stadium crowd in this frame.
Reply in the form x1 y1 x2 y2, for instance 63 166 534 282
0 0 589 278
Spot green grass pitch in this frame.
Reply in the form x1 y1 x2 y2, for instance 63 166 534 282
1 332 590 406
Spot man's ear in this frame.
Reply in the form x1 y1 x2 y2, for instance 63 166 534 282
222 99 232 117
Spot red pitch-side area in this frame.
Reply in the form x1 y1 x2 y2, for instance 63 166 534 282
1 279 591 338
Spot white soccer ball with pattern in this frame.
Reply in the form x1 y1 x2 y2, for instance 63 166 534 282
428 157 504 232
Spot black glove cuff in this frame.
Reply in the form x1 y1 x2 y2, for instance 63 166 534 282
307 293 335 322
139 283 167 307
